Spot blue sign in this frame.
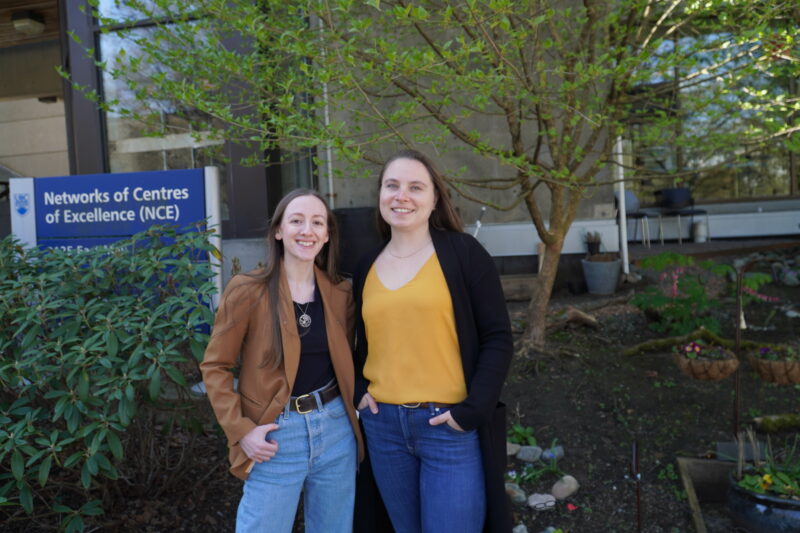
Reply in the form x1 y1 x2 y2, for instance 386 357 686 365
34 168 205 242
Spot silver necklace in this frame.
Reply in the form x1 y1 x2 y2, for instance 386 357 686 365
295 301 312 328
387 239 432 259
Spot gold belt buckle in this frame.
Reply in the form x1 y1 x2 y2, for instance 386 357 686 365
294 393 313 414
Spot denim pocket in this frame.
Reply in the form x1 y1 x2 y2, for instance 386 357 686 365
441 420 473 435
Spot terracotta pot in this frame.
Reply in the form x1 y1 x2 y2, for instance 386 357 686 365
747 354 800 385
728 472 800 533
673 351 739 381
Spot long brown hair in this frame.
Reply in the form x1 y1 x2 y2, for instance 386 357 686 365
248 188 341 368
375 149 463 239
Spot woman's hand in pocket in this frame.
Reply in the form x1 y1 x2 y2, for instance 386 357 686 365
428 410 464 432
357 393 379 414
240 423 279 463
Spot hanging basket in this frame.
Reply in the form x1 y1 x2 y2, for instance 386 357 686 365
746 354 800 385
673 351 739 381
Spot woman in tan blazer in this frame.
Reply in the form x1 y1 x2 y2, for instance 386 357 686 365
201 189 363 533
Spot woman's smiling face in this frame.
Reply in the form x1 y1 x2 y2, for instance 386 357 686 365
275 194 329 264
379 157 437 234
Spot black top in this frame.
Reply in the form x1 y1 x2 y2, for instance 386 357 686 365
291 284 335 396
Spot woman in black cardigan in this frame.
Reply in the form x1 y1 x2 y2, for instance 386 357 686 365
352 149 513 533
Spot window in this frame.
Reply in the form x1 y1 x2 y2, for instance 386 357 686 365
629 32 797 203
62 1 317 237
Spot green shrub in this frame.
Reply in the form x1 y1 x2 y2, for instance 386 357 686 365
0 225 218 531
631 253 731 336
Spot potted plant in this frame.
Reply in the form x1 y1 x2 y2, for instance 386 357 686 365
584 231 602 256
747 345 800 385
580 251 621 295
672 340 739 381
728 433 800 532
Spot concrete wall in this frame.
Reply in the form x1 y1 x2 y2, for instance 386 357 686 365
0 41 62 101
0 98 69 178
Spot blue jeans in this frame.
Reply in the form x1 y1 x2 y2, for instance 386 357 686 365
236 395 356 533
360 402 485 533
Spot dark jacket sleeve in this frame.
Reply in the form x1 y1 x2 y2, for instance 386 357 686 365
446 234 513 431
351 246 381 406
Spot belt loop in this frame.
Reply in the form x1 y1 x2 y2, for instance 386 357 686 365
282 401 290 420
313 390 324 413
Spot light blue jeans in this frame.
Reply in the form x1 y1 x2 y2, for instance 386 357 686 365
360 402 485 533
236 395 356 533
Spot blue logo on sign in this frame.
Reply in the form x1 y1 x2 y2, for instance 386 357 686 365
14 193 31 216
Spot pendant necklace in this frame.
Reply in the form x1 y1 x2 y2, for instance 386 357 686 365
295 301 312 328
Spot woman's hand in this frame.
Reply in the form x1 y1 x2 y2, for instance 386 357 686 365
240 423 280 463
428 410 464 432
358 393 379 414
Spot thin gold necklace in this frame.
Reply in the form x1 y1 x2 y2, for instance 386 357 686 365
387 239 432 259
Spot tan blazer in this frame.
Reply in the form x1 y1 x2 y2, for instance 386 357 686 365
200 265 364 480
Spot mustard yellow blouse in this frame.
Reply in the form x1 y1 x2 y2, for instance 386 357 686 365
362 253 467 404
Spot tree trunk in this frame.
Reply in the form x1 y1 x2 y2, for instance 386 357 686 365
522 236 565 350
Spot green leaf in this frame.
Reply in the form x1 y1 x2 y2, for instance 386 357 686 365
94 452 112 472
189 338 205 361
106 330 118 358
77 370 90 401
64 451 83 468
64 514 84 533
19 483 32 514
148 371 161 401
11 450 23 481
86 454 98 476
80 499 104 516
106 430 123 460
80 462 92 489
164 365 186 386
20 325 42 350
38 456 52 487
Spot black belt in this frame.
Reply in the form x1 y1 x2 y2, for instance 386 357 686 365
289 382 340 414
401 402 453 409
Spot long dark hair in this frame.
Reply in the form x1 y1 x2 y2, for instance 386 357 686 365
376 149 463 239
248 188 341 368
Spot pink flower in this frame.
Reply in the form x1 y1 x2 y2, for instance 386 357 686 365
742 286 780 303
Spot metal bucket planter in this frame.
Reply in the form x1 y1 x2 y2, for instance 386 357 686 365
581 254 621 295
728 472 800 533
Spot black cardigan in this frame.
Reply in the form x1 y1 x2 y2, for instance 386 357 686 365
352 227 513 532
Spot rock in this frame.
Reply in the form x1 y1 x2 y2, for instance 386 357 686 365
541 445 564 462
551 475 580 500
512 525 528 533
505 483 527 504
516 445 542 462
527 493 556 511
507 442 521 456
